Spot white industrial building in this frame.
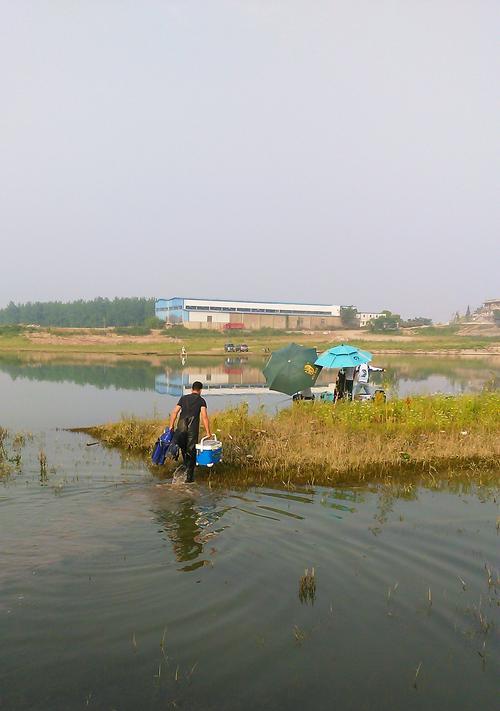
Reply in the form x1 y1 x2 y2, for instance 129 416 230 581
356 311 384 328
155 297 342 330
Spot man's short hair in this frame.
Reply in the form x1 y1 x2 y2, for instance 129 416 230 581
192 381 203 392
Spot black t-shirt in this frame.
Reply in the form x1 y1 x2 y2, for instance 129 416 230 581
177 393 207 429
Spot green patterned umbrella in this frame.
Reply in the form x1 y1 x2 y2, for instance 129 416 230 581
263 343 322 396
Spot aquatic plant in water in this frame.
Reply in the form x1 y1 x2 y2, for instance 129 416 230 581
299 568 316 605
0 427 22 476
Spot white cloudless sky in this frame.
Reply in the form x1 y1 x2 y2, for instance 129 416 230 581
0 0 498 320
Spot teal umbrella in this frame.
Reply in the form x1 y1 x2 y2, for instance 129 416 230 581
315 343 372 369
263 343 322 396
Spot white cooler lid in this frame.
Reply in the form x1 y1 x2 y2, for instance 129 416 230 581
196 441 222 450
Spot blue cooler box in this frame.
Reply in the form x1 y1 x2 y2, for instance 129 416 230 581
320 391 335 402
196 436 223 467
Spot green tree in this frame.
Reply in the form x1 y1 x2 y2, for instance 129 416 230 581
340 305 358 328
144 316 164 329
402 316 433 328
369 310 400 332
0 297 156 327
1 302 20 324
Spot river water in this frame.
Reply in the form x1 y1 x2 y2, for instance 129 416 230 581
1 354 499 710
0 352 498 428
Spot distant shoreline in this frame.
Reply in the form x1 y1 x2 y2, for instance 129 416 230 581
4 348 500 359
0 324 498 358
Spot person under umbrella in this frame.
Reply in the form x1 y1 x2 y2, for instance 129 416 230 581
343 367 356 400
353 362 385 399
335 369 346 400
315 344 372 401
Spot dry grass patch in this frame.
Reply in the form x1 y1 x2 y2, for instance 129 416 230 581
79 394 500 486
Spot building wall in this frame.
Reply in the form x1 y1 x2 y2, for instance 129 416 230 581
188 311 230 324
357 312 383 328
155 298 186 324
183 312 341 330
483 299 500 315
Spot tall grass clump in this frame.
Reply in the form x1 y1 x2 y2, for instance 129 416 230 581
0 325 24 336
114 326 152 336
0 427 22 476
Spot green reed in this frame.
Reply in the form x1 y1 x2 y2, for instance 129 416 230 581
80 393 500 486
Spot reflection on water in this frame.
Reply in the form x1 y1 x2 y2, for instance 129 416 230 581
0 353 156 390
320 488 360 516
154 490 231 572
155 358 269 396
0 431 499 711
158 498 205 568
0 352 497 396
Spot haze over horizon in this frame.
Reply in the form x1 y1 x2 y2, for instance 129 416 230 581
1 1 498 321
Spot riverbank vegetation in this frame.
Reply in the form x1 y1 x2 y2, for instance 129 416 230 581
81 393 500 487
0 324 498 356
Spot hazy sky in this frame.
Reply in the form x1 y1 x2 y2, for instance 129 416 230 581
1 1 498 321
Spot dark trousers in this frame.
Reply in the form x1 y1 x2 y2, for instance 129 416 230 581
174 417 199 480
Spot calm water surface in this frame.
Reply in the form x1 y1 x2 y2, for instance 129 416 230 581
0 353 498 428
1 355 499 710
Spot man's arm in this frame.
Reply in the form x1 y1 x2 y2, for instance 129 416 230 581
168 404 181 430
200 406 211 437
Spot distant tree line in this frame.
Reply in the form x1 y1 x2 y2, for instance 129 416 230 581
340 306 433 332
369 311 433 331
401 316 433 328
0 297 158 328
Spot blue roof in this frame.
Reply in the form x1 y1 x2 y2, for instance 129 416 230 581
155 296 336 307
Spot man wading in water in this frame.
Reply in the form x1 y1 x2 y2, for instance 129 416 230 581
168 381 211 483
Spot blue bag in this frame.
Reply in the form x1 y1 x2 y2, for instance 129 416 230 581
166 441 180 461
151 428 174 465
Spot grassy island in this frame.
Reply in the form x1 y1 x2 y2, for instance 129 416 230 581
82 393 500 487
